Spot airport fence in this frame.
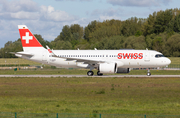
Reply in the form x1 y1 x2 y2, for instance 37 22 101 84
132 64 180 70
162 64 180 70
0 112 180 118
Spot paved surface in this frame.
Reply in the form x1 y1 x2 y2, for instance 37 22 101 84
0 75 180 77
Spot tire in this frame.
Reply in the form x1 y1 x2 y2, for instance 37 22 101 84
87 71 94 76
97 71 103 76
147 72 151 76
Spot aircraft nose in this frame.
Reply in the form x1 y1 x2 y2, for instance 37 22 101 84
166 58 171 65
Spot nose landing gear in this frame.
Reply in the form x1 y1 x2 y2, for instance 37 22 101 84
147 68 151 76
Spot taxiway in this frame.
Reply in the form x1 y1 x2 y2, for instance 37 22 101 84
0 75 180 77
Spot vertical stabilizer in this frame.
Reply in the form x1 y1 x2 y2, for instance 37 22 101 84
18 25 45 52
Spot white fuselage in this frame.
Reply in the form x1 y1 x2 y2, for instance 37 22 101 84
18 49 171 69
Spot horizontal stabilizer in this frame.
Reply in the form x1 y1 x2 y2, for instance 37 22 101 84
10 51 34 56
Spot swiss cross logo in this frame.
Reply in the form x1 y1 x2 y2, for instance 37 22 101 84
22 32 33 44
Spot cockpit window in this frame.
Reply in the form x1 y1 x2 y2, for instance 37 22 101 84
155 54 164 58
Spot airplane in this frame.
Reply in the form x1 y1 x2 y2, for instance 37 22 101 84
12 25 171 76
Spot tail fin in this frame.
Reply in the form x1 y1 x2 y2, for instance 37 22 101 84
18 25 45 52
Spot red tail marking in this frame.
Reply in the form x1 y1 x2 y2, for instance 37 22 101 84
19 28 42 47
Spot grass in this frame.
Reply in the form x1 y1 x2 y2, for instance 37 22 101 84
168 57 180 65
0 77 180 115
0 58 41 65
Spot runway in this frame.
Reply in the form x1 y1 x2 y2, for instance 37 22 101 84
0 75 180 77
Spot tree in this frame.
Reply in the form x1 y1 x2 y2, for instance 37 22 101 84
121 17 142 36
70 24 83 40
97 36 125 49
154 9 173 34
142 12 156 36
123 36 147 49
60 25 72 41
84 20 98 41
152 37 163 51
166 34 180 57
173 14 180 32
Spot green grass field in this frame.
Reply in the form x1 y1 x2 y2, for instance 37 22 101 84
0 58 41 65
0 77 180 115
168 57 180 64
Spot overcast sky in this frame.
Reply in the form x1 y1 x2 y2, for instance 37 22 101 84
0 0 179 48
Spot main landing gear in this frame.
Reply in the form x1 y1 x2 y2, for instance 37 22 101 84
87 71 94 76
87 71 103 76
147 68 151 76
97 71 103 76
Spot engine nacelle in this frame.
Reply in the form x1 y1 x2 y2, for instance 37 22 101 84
116 68 130 73
99 63 117 73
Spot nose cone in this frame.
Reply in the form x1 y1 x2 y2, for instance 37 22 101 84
166 58 171 65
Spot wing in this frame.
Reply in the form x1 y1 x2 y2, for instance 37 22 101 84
46 45 105 64
65 57 105 64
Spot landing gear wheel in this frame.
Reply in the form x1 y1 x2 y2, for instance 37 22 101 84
97 71 103 76
147 68 151 76
147 72 151 76
87 71 94 76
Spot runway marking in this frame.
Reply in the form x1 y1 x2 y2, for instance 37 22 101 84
0 75 180 78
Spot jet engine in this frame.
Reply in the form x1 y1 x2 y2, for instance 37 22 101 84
98 63 117 73
98 63 130 74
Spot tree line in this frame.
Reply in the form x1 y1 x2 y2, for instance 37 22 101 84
1 8 180 58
